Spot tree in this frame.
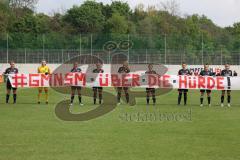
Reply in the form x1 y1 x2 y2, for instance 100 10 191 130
8 0 38 9
232 22 240 35
159 0 180 16
137 17 157 48
138 17 155 35
105 12 128 34
133 3 146 22
0 1 10 34
110 1 131 17
0 0 239 53
147 6 158 17
64 1 105 33
231 22 240 50
0 11 8 33
10 14 37 33
35 13 51 33
0 0 9 6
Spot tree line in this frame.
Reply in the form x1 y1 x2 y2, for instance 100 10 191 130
0 0 240 56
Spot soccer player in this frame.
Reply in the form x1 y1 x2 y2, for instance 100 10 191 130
70 62 83 106
37 60 51 104
93 62 104 104
178 62 192 105
117 61 130 105
220 63 233 107
199 63 214 107
145 64 157 105
4 61 18 104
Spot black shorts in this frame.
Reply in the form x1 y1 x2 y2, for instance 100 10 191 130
117 87 129 92
6 80 17 91
200 90 211 93
178 89 188 93
71 86 81 90
93 87 103 91
222 90 231 93
146 88 156 93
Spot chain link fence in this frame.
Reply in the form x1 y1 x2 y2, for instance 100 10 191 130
0 33 240 64
0 48 240 65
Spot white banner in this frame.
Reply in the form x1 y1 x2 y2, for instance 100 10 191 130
1 64 240 75
6 73 239 90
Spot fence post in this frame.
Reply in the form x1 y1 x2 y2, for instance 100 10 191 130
183 49 185 64
90 34 93 63
146 49 148 64
25 48 27 64
239 52 240 65
180 50 183 64
108 51 111 64
201 33 204 65
79 34 82 56
6 33 9 63
47 50 50 63
164 34 167 64
62 49 64 63
220 49 223 65
42 34 45 59
128 34 130 61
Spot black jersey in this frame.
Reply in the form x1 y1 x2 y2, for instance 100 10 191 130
4 67 18 75
71 67 82 73
234 72 238 76
145 70 157 74
118 66 130 73
93 68 104 73
200 70 214 76
221 69 233 77
178 69 191 76
4 67 19 82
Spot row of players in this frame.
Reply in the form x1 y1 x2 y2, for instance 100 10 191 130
2 61 238 107
178 63 237 107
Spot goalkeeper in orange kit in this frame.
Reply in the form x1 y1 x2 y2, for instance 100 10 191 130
37 60 51 104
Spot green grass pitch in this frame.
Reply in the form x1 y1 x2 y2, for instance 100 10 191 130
1 84 240 160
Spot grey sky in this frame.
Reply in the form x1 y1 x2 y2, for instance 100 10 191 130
36 0 240 27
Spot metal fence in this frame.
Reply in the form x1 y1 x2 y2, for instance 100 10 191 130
0 48 240 65
0 33 240 64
